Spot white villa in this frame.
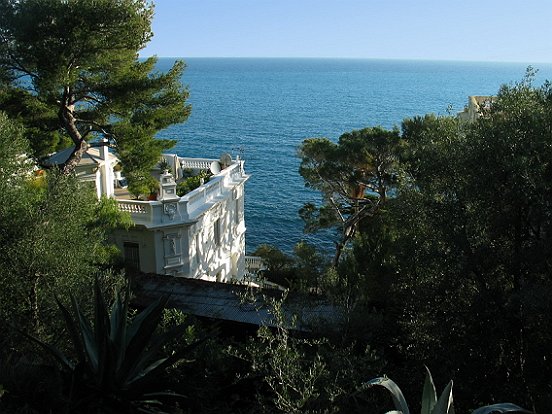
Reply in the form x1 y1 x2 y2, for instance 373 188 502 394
46 142 251 283
457 95 493 123
43 140 118 200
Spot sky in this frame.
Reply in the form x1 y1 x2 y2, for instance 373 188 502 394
141 0 552 63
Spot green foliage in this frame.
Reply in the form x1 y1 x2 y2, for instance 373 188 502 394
0 0 189 179
253 242 328 291
251 325 328 413
126 171 154 199
23 279 203 413
254 244 294 272
366 368 530 414
114 121 177 190
93 196 133 232
0 88 66 158
291 241 327 291
241 296 381 413
0 113 126 347
383 72 552 411
0 111 34 179
300 71 552 413
157 158 173 174
176 170 211 196
244 301 327 413
299 127 402 264
253 244 295 286
400 114 462 189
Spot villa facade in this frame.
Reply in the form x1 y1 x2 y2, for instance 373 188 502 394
46 146 250 282
114 155 249 282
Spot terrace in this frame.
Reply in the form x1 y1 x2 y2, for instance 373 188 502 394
115 156 248 227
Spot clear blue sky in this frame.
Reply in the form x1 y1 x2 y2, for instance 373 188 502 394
141 0 552 63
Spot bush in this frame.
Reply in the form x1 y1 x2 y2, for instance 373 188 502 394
176 170 211 196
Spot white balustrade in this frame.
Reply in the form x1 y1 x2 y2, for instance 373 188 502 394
245 256 265 271
178 157 213 170
117 201 150 215
117 159 247 226
117 200 154 225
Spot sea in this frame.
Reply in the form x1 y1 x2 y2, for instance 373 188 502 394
154 58 552 254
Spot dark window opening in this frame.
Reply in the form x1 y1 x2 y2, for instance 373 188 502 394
123 242 140 270
214 219 221 246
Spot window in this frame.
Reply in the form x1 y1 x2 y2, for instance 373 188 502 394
214 218 221 246
235 198 241 224
195 234 201 264
123 242 140 270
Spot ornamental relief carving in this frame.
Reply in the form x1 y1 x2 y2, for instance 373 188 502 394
163 202 177 220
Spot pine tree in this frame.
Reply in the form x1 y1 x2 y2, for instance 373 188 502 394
0 0 190 181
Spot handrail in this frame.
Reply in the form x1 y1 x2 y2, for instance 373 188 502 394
117 200 150 215
179 157 214 170
117 159 246 224
245 256 265 270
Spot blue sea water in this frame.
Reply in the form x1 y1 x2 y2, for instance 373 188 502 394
154 58 552 254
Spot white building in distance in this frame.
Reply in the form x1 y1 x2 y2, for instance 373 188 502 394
457 95 494 123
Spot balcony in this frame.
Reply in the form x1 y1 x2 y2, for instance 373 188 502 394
115 157 248 227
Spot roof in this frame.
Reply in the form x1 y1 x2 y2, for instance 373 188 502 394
43 145 118 167
133 274 341 331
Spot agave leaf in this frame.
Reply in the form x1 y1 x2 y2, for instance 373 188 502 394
125 328 184 384
125 295 169 346
118 295 169 383
94 278 110 344
136 405 168 414
131 337 205 383
129 337 207 393
93 279 111 385
471 403 532 414
365 376 410 414
433 380 454 414
110 289 128 371
421 366 437 414
128 324 213 387
71 294 99 373
54 295 85 365
132 356 169 382
143 391 186 398
13 326 74 370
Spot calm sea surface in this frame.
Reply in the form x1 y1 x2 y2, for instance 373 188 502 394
154 58 552 254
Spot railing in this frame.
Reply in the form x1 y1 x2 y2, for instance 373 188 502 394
117 200 155 224
178 157 214 170
245 256 265 272
182 162 243 214
117 200 149 214
243 256 286 290
117 159 247 226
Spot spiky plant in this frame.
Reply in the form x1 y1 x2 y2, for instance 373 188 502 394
365 366 531 414
23 279 202 413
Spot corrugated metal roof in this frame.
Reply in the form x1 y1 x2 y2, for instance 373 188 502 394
133 274 340 331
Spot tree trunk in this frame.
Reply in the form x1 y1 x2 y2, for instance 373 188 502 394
59 101 89 175
63 138 90 175
333 221 357 266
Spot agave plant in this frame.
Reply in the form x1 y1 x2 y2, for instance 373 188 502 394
365 366 531 414
23 279 203 413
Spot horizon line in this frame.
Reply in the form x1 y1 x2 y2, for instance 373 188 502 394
139 55 552 65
